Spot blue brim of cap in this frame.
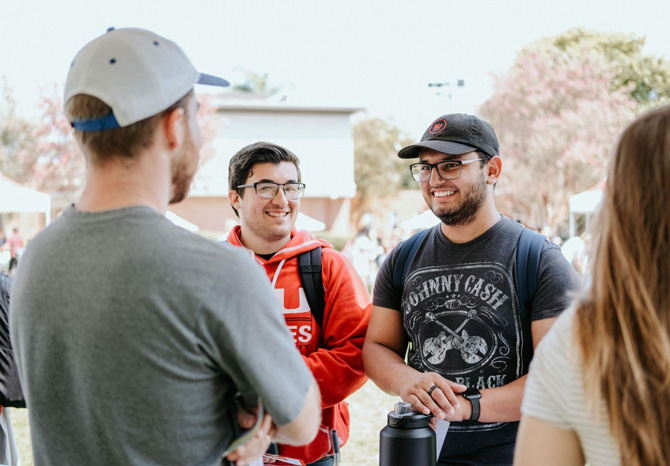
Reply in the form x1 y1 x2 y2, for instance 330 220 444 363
197 73 230 87
71 113 121 132
398 140 478 159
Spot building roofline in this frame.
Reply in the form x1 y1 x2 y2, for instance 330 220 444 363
213 100 364 114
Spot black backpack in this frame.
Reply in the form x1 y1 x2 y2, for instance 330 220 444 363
297 247 326 330
392 227 545 317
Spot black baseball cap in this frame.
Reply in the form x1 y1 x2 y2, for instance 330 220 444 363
398 113 499 159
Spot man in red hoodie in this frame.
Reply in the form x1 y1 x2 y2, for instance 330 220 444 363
227 142 371 466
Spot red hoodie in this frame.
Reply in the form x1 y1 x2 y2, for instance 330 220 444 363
227 226 371 464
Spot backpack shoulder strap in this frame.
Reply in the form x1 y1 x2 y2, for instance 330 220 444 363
516 228 546 318
298 247 325 330
393 228 431 291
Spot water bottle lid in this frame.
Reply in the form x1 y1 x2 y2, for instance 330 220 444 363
388 402 432 428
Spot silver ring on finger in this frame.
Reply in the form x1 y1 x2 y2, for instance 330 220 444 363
427 385 439 397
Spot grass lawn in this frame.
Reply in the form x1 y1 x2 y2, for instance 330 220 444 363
10 380 398 466
342 380 399 465
10 408 33 466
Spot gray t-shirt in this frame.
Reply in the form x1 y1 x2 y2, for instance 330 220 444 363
374 216 580 464
10 206 312 466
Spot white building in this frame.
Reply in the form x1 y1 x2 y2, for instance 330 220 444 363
169 95 363 235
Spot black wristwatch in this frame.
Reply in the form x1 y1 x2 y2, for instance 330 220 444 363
461 387 482 422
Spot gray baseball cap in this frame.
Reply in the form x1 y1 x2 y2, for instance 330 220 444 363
65 27 229 132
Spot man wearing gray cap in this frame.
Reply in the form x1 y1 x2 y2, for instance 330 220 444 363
364 114 579 464
9 28 320 466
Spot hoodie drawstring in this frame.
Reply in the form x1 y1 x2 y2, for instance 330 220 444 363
270 259 287 289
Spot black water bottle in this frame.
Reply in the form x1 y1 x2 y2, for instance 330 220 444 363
379 402 436 466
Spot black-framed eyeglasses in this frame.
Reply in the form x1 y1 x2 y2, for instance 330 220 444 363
236 181 306 200
409 159 485 182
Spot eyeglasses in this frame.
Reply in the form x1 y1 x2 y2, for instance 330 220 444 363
236 181 306 200
409 159 484 182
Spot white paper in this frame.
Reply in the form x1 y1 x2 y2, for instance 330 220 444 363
262 453 305 465
435 419 450 456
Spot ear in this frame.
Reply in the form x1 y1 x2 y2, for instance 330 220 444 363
228 189 241 210
163 107 186 150
486 156 502 185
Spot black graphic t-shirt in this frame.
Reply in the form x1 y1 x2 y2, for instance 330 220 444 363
373 216 580 464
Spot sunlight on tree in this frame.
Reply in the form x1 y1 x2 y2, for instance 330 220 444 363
552 28 670 106
480 32 644 233
1 83 83 196
352 117 414 225
1 83 219 203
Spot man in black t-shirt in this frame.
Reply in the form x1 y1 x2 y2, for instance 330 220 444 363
363 113 580 465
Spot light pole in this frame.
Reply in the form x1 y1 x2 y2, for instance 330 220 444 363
428 80 465 112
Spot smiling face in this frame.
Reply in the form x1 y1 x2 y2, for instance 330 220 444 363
418 149 489 226
229 161 300 253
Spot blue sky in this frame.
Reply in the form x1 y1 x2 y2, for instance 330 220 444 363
2 0 669 138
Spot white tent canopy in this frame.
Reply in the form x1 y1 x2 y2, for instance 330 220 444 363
0 173 51 224
568 179 605 237
296 212 325 232
166 211 199 232
401 209 440 231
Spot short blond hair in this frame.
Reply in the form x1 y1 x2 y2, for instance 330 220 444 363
66 91 192 163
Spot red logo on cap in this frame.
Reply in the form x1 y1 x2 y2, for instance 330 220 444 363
428 119 447 134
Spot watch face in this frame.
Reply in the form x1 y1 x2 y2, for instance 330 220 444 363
463 387 482 399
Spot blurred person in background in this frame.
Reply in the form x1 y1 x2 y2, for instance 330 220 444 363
516 105 670 466
6 230 22 273
351 226 376 293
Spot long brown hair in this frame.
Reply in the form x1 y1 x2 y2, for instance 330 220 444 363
576 105 670 465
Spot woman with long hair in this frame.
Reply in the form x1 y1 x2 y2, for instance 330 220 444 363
514 105 670 466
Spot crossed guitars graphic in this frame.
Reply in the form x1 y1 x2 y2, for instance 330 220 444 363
422 309 488 365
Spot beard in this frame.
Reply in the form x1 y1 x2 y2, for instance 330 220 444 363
169 131 198 204
431 173 488 226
